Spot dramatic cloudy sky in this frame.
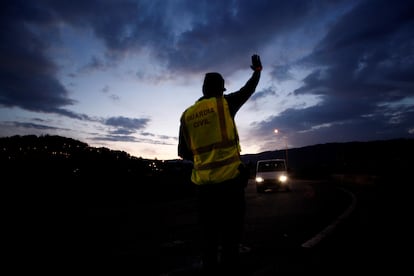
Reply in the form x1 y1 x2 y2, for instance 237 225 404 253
1 0 413 160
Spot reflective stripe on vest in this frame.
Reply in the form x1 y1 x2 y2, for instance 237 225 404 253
182 96 241 185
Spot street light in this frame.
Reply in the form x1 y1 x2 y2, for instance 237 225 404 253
274 129 288 168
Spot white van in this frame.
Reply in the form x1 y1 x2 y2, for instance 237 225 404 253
255 159 290 192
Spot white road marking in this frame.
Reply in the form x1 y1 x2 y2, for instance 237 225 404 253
301 187 357 248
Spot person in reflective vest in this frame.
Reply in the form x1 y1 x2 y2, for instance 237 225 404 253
178 54 262 274
181 95 241 185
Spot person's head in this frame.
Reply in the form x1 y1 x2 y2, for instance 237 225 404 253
202 72 226 97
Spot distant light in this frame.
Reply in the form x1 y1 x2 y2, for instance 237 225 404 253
274 129 279 134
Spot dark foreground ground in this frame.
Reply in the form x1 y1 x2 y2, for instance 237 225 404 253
6 174 409 275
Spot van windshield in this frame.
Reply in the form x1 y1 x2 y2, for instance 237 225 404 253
257 160 286 172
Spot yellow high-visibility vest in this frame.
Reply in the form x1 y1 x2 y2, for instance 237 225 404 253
181 96 242 185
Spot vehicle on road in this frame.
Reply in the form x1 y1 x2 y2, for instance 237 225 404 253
255 159 290 192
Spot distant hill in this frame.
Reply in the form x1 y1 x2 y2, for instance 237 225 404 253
1 134 412 180
0 134 194 202
241 138 414 178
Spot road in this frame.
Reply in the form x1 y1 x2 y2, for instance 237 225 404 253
81 177 407 275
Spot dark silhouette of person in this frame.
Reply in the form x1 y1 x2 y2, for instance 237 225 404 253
178 54 262 275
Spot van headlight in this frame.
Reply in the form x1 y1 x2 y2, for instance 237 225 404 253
279 175 288 182
255 176 264 183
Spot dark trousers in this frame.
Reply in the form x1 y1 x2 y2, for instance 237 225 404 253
196 177 246 274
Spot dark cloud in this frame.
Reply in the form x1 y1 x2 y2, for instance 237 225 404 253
11 121 62 131
250 87 277 102
0 0 351 113
93 115 151 143
80 56 109 73
251 0 414 148
162 0 352 74
109 128 136 136
253 99 414 152
300 0 414 98
0 0 76 117
90 132 175 145
92 134 137 143
17 0 350 73
271 64 294 82
0 0 140 118
105 116 149 130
